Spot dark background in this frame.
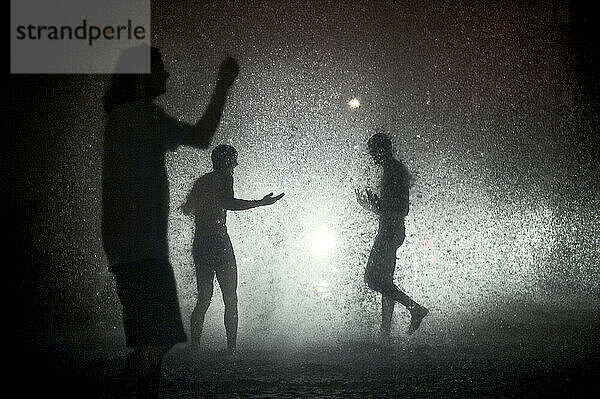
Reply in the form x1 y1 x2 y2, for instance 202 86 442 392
5 0 600 397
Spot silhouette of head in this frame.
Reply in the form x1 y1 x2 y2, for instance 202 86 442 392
367 133 393 164
211 145 238 171
145 47 170 98
104 46 170 113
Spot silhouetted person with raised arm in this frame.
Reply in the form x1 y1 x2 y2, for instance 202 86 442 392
102 45 238 398
181 145 284 356
355 133 429 341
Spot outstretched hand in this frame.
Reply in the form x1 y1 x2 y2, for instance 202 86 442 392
217 56 239 88
261 192 285 206
355 188 367 207
355 188 379 210
365 188 380 207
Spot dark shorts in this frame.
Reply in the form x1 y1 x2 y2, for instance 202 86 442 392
193 234 236 270
192 234 237 296
111 258 187 348
365 223 406 285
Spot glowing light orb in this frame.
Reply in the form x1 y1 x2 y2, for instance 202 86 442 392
309 230 337 254
348 98 360 108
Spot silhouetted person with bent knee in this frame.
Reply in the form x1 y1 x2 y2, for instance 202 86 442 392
101 45 238 398
181 145 284 356
355 133 428 341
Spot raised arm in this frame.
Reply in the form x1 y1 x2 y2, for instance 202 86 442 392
184 57 239 149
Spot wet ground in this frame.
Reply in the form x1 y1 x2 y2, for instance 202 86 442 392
14 301 600 398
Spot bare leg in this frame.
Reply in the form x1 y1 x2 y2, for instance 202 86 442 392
367 267 428 335
381 295 395 338
369 279 417 309
223 290 238 353
192 249 215 350
190 283 213 350
365 238 417 310
216 258 238 353
365 233 427 335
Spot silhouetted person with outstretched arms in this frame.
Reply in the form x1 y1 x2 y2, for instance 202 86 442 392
355 133 429 341
181 145 284 356
101 45 238 398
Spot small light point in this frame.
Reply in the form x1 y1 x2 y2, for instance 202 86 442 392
348 98 360 108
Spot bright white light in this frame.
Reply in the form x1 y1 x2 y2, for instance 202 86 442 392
348 98 360 108
309 230 336 254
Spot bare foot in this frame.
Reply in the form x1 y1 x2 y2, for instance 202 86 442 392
407 305 429 335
